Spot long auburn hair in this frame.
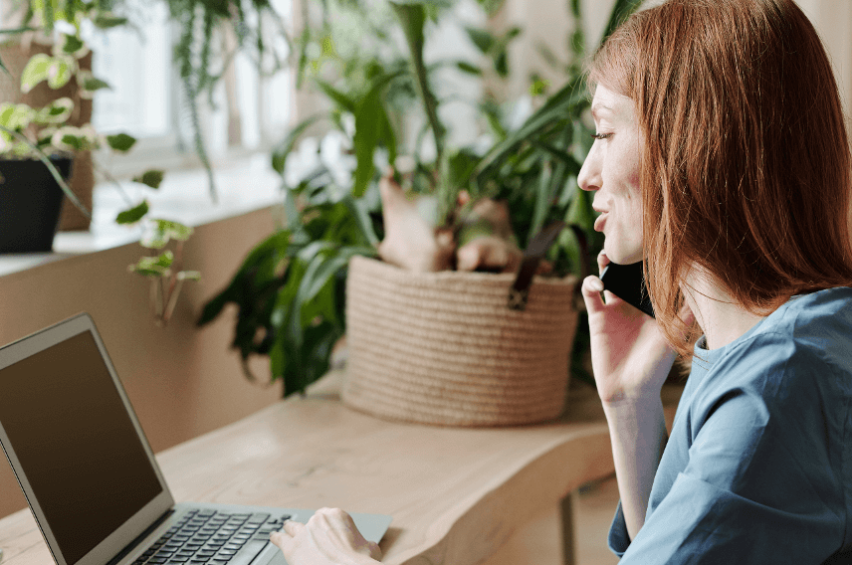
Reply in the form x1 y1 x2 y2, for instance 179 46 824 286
588 0 852 355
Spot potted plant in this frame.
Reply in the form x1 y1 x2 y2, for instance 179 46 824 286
0 9 199 325
199 0 642 413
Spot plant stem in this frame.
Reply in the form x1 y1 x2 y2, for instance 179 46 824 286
93 161 134 207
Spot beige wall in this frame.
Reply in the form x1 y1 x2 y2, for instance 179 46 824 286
0 207 283 519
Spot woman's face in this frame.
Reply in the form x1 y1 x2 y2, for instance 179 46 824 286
578 85 643 264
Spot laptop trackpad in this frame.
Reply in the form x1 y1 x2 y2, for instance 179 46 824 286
263 547 289 565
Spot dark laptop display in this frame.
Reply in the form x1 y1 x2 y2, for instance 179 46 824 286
0 314 391 565
0 330 163 565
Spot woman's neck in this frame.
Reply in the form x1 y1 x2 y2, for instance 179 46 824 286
681 267 767 350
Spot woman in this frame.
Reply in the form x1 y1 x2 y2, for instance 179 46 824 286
271 0 852 562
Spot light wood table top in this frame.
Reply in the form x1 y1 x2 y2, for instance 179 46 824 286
0 372 682 565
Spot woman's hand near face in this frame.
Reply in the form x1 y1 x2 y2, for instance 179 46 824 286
581 251 682 405
582 251 693 539
269 508 382 565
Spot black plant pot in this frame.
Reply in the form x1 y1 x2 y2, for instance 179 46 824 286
0 157 74 253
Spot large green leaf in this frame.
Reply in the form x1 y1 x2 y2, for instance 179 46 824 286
341 194 380 247
271 114 326 175
20 54 53 93
314 79 357 114
465 26 495 54
133 169 165 189
529 160 553 245
197 230 291 327
352 87 384 198
106 133 137 152
391 1 444 161
116 200 149 225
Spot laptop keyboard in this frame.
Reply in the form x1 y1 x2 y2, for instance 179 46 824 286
133 510 291 565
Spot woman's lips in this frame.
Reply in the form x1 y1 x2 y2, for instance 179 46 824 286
594 212 608 232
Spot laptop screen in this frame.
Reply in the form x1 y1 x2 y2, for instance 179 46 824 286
0 329 163 565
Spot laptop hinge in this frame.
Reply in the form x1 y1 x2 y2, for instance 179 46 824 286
106 509 175 565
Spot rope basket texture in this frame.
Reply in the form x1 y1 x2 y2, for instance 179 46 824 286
342 255 580 427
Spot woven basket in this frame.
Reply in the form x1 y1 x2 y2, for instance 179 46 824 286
342 256 580 427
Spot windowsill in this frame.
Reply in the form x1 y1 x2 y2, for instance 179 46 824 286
0 153 284 277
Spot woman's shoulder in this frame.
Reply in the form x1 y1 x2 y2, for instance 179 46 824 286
697 286 852 405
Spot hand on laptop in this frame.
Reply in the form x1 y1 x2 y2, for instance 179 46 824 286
270 507 382 565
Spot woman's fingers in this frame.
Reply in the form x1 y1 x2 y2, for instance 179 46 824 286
597 250 611 275
283 520 304 536
582 275 606 316
366 541 382 561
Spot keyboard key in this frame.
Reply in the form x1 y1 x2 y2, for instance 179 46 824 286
247 514 269 524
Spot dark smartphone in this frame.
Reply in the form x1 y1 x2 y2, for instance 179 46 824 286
600 261 655 318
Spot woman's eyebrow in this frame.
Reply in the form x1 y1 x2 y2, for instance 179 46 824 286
591 103 614 117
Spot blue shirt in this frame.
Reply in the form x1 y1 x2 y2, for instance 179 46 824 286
609 287 852 563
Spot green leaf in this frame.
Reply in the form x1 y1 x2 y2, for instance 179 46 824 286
465 26 496 53
133 169 165 189
129 251 174 278
34 97 73 124
142 219 194 248
271 114 325 175
456 61 482 75
61 34 85 56
80 74 110 92
50 126 99 151
572 119 593 164
47 57 73 89
391 2 444 161
58 133 86 150
20 54 53 93
106 133 137 152
314 79 357 114
116 200 149 224
494 49 508 77
566 183 595 233
341 194 380 247
93 13 129 29
177 270 201 281
532 140 580 169
197 230 291 327
0 103 34 130
352 87 383 198
529 160 553 244
475 75 587 182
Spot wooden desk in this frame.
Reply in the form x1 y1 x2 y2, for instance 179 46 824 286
0 372 682 565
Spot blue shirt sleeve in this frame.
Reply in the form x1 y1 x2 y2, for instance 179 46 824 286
607 501 630 557
613 348 847 563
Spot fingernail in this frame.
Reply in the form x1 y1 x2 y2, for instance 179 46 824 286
586 276 604 292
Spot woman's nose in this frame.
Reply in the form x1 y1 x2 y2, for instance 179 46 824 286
578 148 601 192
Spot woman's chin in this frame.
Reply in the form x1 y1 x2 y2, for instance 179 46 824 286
604 243 643 265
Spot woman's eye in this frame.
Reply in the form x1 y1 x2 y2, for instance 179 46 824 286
591 132 612 140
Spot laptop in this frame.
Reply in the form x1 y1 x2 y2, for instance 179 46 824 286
0 313 392 565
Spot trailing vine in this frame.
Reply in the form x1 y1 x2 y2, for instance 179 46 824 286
164 0 290 202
